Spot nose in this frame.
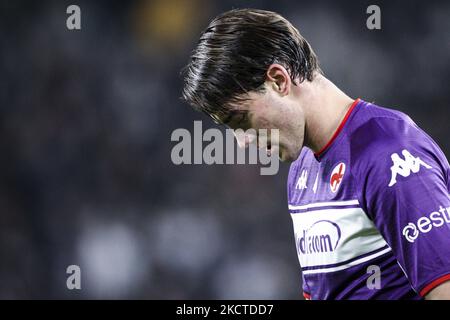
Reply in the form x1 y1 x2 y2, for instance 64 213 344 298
233 130 257 149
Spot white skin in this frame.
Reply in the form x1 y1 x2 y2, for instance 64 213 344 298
227 63 450 299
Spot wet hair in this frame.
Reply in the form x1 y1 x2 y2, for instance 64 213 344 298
181 8 322 124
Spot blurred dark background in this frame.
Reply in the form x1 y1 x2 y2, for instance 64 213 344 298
0 0 449 299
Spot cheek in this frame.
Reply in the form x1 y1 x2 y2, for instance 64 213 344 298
252 109 283 130
248 114 270 132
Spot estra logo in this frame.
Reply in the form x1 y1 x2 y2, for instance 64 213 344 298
402 205 450 243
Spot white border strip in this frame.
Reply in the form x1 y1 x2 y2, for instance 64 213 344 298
288 199 359 211
302 247 392 275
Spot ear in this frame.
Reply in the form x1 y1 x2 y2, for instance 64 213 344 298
266 64 291 96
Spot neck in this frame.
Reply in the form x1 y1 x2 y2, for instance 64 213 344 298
302 75 355 154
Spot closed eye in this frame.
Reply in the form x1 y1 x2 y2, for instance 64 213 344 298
208 110 252 130
225 110 251 130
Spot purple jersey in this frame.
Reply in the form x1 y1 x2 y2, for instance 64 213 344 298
287 98 450 300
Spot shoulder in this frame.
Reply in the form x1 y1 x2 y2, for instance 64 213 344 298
348 101 449 187
349 102 421 156
349 102 440 166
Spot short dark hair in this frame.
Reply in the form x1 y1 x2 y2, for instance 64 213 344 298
181 8 322 124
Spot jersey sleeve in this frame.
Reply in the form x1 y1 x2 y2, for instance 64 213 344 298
351 117 450 297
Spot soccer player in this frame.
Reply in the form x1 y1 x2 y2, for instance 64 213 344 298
181 9 450 299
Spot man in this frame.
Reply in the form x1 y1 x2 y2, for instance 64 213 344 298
181 9 450 299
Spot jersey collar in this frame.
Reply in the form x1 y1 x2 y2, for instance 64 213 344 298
314 98 361 159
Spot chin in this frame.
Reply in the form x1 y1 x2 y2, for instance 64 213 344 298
280 153 294 162
278 149 290 162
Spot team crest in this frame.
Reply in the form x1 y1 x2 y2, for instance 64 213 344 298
330 163 346 193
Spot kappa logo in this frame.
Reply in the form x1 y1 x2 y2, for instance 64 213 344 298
388 149 432 187
296 169 308 190
330 163 346 193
